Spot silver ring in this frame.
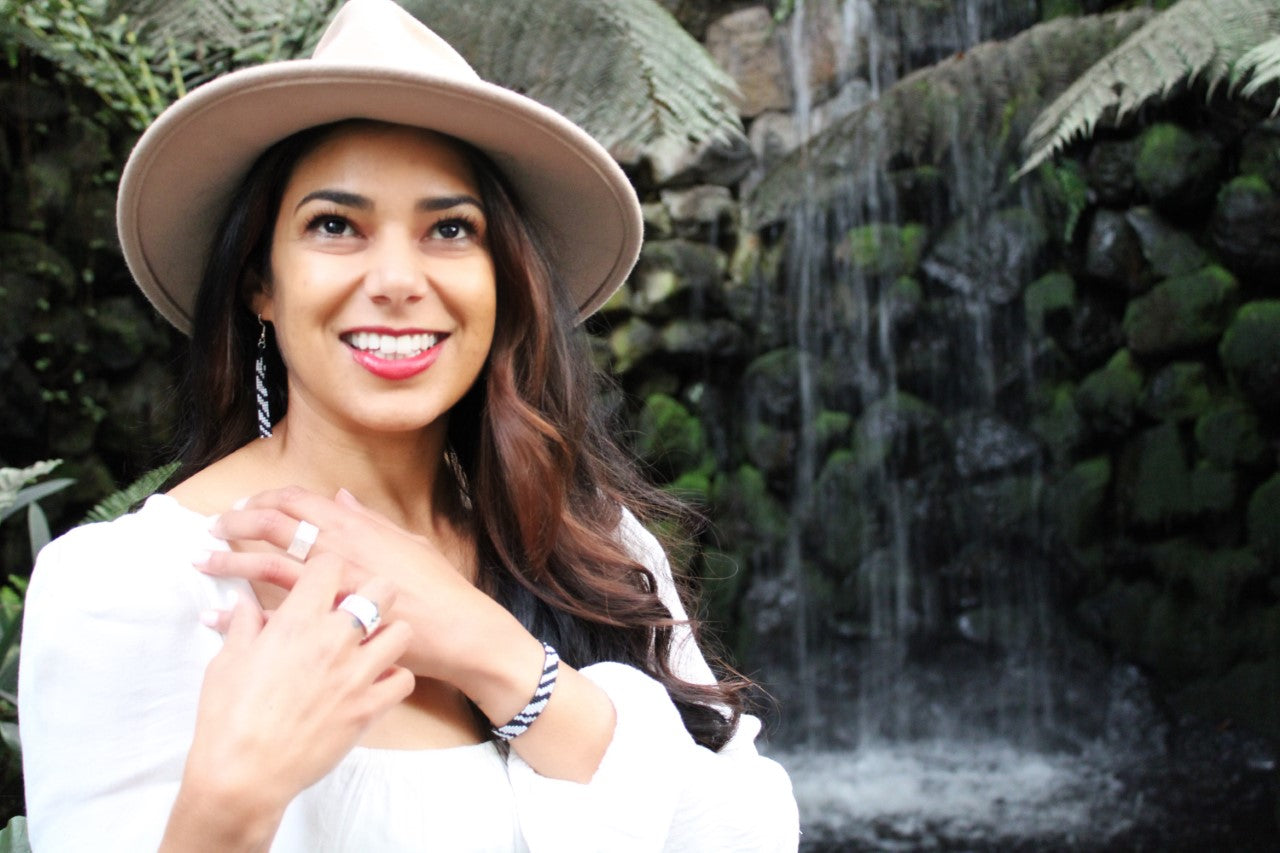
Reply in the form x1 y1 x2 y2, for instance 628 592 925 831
336 594 381 639
286 520 319 561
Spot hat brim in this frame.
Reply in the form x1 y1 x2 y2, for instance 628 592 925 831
117 61 642 334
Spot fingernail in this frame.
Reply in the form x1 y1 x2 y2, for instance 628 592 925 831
198 609 221 629
204 514 221 532
192 550 213 569
231 497 249 510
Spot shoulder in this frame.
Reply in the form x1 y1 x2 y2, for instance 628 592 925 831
27 494 228 624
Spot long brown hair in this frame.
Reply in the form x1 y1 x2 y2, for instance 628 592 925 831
172 120 747 750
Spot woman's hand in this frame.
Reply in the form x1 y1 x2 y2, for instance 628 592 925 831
163 557 414 851
198 486 531 691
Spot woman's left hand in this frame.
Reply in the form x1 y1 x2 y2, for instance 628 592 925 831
198 485 543 692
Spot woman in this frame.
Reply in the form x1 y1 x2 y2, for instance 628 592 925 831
19 0 799 850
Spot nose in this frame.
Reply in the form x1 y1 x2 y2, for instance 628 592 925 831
363 231 427 305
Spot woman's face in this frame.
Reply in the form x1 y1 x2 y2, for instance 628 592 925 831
256 124 496 439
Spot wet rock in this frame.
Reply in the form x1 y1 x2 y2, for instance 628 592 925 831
922 208 1048 304
1052 456 1112 547
657 317 744 358
634 393 708 479
950 410 1040 478
1194 398 1268 469
742 347 820 423
804 449 873 570
641 201 673 241
1133 122 1222 215
1075 349 1143 435
1140 361 1213 423
705 6 791 118
1083 209 1145 287
839 222 927 279
607 317 658 374
743 420 795 481
1024 271 1075 338
660 185 737 241
1238 118 1280 192
852 392 946 478
711 464 790 549
1118 422 1234 528
630 239 725 318
950 474 1042 540
888 164 949 224
1125 206 1209 278
1150 542 1264 617
1210 175 1280 277
1085 138 1137 206
1031 382 1084 463
878 275 924 330
1218 300 1280 415
1055 296 1125 371
1122 265 1239 356
1246 474 1280 564
814 409 852 459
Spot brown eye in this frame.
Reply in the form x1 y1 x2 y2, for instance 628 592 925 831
306 214 355 237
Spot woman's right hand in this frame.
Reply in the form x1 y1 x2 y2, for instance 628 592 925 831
160 555 415 852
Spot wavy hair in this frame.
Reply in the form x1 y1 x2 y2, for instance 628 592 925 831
171 119 746 750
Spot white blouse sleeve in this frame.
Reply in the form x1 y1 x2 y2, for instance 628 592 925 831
507 510 800 852
18 514 239 852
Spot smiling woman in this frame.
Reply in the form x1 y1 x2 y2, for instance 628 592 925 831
16 1 798 851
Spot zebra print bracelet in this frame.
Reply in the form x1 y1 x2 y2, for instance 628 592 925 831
491 642 560 741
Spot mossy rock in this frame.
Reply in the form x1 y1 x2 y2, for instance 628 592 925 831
1024 271 1076 337
607 317 658 374
743 420 796 482
1122 265 1239 356
1083 208 1144 286
1052 456 1111 547
1247 474 1280 564
1219 300 1280 414
697 548 747 635
634 393 708 480
851 392 946 477
1125 206 1209 278
741 348 826 424
1118 422 1191 528
665 469 712 505
1150 541 1264 618
1075 349 1143 434
921 207 1048 304
1133 122 1222 213
1239 121 1280 193
1210 174 1280 276
1140 361 1213 423
841 222 928 278
1139 590 1240 681
709 464 790 549
814 409 852 459
879 275 924 329
1195 398 1268 469
630 239 725 318
805 449 873 570
657 318 744 358
1032 382 1084 462
1170 658 1280 743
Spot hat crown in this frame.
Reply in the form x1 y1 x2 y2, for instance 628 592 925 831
312 0 480 81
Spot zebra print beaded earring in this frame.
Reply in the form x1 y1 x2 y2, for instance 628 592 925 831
256 315 272 438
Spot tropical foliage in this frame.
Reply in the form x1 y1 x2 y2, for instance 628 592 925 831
1 0 743 154
1019 0 1280 176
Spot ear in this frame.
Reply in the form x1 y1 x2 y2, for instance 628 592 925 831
248 280 274 323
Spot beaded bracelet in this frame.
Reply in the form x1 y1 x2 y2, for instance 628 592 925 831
491 642 560 741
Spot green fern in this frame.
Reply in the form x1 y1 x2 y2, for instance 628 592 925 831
79 461 179 525
1236 33 1280 104
1018 0 1280 177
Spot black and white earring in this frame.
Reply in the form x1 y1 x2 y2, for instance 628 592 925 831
256 316 272 439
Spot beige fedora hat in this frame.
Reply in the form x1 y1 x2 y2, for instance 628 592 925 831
117 0 642 335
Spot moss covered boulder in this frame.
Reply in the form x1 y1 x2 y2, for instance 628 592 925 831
1140 361 1213 423
1122 265 1238 355
1219 300 1280 414
1118 422 1234 528
1247 474 1280 564
1133 122 1222 214
1024 271 1076 338
1210 175 1280 276
634 393 709 480
1075 349 1143 434
840 222 927 278
1195 398 1268 469
1052 456 1112 547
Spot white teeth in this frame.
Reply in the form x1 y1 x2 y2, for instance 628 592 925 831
343 331 440 359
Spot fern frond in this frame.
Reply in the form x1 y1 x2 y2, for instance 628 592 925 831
400 0 744 156
1236 33 1280 106
1019 0 1280 177
747 11 1149 225
79 461 179 525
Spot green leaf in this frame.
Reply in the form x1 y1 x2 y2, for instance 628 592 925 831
26 504 51 559
79 461 179 525
0 816 30 853
0 479 74 525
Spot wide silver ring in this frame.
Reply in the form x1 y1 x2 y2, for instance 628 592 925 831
286 520 319 561
337 594 381 639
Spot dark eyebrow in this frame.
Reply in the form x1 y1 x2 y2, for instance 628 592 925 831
295 189 370 212
294 190 483 213
418 194 484 213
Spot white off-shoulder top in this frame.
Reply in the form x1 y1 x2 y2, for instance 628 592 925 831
19 494 799 851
